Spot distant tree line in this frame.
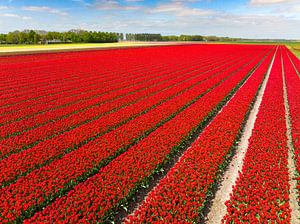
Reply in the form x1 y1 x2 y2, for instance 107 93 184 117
162 35 204 41
125 33 205 41
0 30 243 44
126 33 163 41
125 33 241 42
0 30 122 44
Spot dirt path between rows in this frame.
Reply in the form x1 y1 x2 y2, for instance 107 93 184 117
282 54 300 224
205 48 277 224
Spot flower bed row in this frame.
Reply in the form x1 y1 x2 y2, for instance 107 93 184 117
223 49 291 223
23 50 266 223
0 53 152 107
0 45 178 103
1 46 235 128
0 51 234 140
0 52 188 122
125 45 275 224
1 45 228 106
1 47 195 111
0 53 242 161
0 49 252 187
282 47 300 204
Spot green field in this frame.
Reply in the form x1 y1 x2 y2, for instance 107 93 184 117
286 42 300 59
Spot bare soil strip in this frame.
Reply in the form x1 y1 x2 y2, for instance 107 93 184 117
282 55 300 224
205 48 277 224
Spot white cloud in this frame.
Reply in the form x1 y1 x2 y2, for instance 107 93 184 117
71 0 92 6
93 0 141 10
0 13 31 20
22 6 68 16
1 13 18 18
171 0 199 2
0 6 9 10
148 2 216 17
250 0 298 6
248 0 300 19
125 0 143 2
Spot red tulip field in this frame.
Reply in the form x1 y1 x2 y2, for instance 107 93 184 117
0 44 299 223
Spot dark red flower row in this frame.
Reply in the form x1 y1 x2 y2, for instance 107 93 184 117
223 49 291 223
0 51 237 152
0 49 153 109
0 56 214 137
282 47 300 204
0 47 190 123
24 50 266 223
125 47 275 224
0 46 187 106
0 48 249 187
1 45 239 110
0 51 260 223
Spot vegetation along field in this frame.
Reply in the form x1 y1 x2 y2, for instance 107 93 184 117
287 43 300 59
0 44 300 223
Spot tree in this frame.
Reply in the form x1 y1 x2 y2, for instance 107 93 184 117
0 34 7 43
6 31 20 44
205 36 219 41
17 32 26 44
34 33 41 44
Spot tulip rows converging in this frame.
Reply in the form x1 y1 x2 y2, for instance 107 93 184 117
1 45 264 223
0 48 216 125
0 48 256 189
124 45 276 224
1 44 299 223
0 46 215 124
0 52 242 159
282 48 300 209
223 49 292 223
0 55 220 139
24 46 266 223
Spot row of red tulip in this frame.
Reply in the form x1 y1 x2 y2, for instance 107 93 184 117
0 52 234 140
223 49 291 223
1 47 198 111
0 49 252 189
0 54 243 162
0 46 175 95
0 45 276 223
0 53 184 122
0 55 152 106
24 49 266 223
282 48 300 206
0 66 148 114
125 47 275 224
0 47 232 129
0 45 223 103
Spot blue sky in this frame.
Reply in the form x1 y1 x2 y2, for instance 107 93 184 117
0 0 299 39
